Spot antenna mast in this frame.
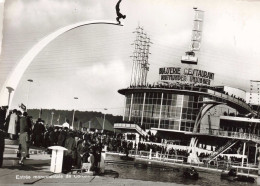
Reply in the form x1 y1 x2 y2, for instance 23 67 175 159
181 7 204 65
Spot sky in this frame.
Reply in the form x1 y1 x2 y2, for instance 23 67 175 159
0 0 260 116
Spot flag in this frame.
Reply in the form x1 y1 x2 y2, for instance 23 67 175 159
20 103 26 111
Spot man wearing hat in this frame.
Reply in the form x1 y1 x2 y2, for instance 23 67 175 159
57 127 67 147
32 118 45 147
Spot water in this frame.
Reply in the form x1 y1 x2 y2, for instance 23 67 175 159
105 155 257 186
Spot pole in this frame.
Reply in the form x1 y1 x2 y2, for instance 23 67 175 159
6 87 14 108
58 114 60 125
26 79 33 111
6 87 14 117
158 92 164 129
242 142 246 167
72 109 75 129
51 112 54 126
71 97 78 130
102 114 106 131
102 108 107 132
141 92 146 127
129 94 133 121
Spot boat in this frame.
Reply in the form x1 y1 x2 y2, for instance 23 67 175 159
183 167 199 180
221 168 255 183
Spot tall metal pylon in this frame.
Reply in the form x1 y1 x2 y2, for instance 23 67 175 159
130 26 152 86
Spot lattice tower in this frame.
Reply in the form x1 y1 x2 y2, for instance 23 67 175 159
130 26 152 86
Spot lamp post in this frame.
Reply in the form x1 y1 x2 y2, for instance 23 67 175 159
6 86 14 108
71 97 78 129
51 111 54 126
26 79 33 110
5 86 14 117
102 108 108 132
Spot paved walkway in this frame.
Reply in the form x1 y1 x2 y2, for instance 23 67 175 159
0 163 193 186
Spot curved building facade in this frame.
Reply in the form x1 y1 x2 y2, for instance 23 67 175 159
119 86 253 133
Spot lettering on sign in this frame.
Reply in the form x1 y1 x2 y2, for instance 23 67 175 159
159 67 215 85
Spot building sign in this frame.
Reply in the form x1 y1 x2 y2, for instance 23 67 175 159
159 67 214 85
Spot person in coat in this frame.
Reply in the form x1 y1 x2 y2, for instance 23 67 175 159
62 131 76 173
7 109 18 140
18 112 30 165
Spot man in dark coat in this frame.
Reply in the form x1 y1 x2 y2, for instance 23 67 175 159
57 127 67 147
54 127 60 145
0 124 5 167
32 118 44 147
62 131 76 173
0 106 7 131
49 127 55 146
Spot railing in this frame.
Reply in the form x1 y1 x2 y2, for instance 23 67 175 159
110 149 258 176
207 89 251 111
199 128 260 143
128 150 186 162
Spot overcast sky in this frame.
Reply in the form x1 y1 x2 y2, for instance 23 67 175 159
1 0 260 115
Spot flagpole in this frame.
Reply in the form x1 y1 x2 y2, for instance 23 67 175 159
39 108 42 118
58 114 60 125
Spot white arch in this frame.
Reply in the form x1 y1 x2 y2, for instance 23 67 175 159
0 20 122 107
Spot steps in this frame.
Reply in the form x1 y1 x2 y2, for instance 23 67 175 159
206 139 238 163
3 139 50 167
5 139 19 145
3 140 20 166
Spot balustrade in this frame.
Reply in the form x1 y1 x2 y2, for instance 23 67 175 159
198 128 260 143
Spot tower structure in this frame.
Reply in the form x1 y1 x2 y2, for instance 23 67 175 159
181 7 204 65
130 26 152 86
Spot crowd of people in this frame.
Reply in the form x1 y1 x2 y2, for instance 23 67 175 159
0 106 257 171
0 107 193 171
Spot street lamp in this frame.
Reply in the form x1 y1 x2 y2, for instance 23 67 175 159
5 86 14 117
6 86 14 108
71 97 78 129
51 111 54 126
102 108 108 132
26 79 33 110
